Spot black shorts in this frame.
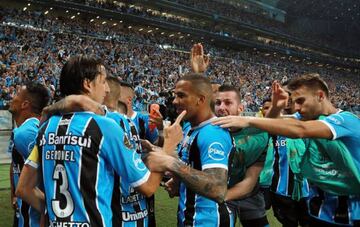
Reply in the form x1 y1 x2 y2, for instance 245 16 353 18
270 192 309 227
228 191 269 227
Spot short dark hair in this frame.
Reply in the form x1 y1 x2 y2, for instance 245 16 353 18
25 82 50 114
106 76 121 101
119 81 134 90
288 73 329 97
178 73 212 98
60 55 103 96
218 85 241 102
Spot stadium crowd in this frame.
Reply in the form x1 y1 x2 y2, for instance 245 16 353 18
2 2 360 227
1 7 359 114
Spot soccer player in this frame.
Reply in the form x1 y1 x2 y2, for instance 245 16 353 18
145 74 234 226
119 81 160 145
262 82 310 227
33 75 182 226
213 74 360 226
16 55 182 227
214 85 269 227
119 81 162 226
8 82 50 227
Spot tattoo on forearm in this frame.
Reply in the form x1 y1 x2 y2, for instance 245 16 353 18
171 160 227 203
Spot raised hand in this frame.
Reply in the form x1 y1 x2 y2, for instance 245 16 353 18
163 110 186 154
271 81 289 110
190 43 209 73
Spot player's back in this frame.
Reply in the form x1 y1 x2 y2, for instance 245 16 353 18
38 112 136 227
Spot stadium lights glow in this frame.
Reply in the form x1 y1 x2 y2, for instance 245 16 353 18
139 28 143 31
23 7 27 11
71 15 75 19
147 30 152 33
44 11 49 15
90 19 94 22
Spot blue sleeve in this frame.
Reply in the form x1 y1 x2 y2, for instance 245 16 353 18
99 118 150 187
320 112 360 140
13 126 37 159
197 126 232 170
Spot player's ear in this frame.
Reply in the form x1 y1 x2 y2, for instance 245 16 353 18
317 90 325 102
197 95 206 105
83 78 92 94
238 104 244 113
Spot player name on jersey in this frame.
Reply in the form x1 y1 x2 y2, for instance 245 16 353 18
49 220 90 227
45 150 75 162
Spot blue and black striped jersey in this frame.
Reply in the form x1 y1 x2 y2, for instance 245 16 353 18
9 117 41 227
131 111 158 144
35 112 150 227
177 118 234 227
106 111 150 227
270 136 309 198
307 186 360 226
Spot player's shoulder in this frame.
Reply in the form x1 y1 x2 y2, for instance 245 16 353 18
14 118 39 140
106 110 128 122
196 119 231 142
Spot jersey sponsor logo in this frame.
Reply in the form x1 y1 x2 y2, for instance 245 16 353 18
121 191 146 204
275 139 286 147
133 152 147 171
44 133 92 148
122 209 148 222
49 220 90 227
208 142 225 161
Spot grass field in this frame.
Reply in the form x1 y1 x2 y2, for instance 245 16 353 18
0 164 281 226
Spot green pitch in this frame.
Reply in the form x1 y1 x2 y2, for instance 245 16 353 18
0 164 280 226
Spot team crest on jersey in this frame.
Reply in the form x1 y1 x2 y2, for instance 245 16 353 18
123 134 133 149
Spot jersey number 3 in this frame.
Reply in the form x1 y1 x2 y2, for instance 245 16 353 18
52 163 74 218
